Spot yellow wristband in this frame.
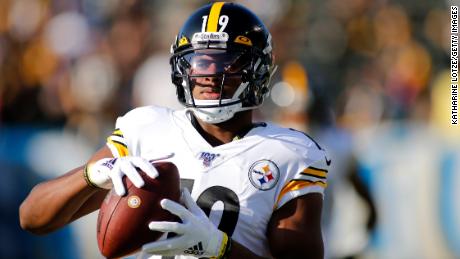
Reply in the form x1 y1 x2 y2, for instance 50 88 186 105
214 232 229 259
83 164 100 188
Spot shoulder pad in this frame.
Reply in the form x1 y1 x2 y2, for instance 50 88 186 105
118 105 173 126
262 124 327 161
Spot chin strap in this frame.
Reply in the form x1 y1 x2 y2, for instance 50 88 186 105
187 99 243 124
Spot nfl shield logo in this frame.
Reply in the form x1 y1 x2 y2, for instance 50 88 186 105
198 152 220 167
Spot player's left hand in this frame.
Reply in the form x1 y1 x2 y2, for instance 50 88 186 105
141 188 229 258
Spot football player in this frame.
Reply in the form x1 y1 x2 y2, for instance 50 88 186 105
20 2 329 259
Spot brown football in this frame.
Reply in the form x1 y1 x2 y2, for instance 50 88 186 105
97 161 181 259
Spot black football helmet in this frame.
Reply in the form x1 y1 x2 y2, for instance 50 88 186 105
170 2 276 123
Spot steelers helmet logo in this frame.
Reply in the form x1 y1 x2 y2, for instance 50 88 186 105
248 160 280 191
127 195 141 208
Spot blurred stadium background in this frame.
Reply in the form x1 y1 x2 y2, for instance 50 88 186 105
1 0 459 258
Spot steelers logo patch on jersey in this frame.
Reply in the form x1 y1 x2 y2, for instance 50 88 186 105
248 160 280 191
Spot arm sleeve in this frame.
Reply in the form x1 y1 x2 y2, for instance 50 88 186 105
273 149 330 210
106 127 129 158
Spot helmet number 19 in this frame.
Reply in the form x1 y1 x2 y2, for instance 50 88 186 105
201 15 208 32
218 15 229 32
201 15 230 32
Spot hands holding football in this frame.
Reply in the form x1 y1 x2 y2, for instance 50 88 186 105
94 156 180 258
92 155 229 259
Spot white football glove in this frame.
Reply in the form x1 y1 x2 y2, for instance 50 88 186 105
84 156 159 196
140 188 230 258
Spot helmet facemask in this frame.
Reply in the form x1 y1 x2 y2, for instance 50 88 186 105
171 45 273 124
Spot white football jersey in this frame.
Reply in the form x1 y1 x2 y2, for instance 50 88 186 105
106 106 330 259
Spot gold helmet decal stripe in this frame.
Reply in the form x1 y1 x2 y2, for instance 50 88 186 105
206 2 225 32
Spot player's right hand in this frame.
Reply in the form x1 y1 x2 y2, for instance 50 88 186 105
84 156 158 196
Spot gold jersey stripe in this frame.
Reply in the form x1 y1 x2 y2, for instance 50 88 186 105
113 129 123 136
207 2 225 32
110 129 126 142
300 172 327 179
308 166 328 173
110 138 127 148
111 132 123 137
275 179 327 208
107 138 129 157
302 167 327 178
